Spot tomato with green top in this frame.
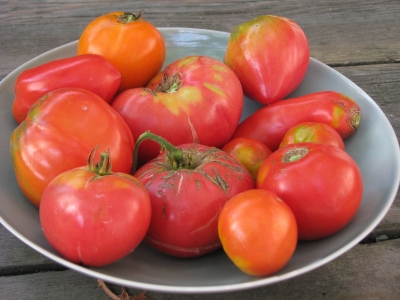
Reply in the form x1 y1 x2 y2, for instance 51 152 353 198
40 149 151 267
77 11 166 93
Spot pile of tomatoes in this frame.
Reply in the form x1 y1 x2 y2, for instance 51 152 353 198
9 12 363 277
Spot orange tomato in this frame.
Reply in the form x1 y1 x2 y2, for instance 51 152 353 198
77 11 166 93
218 189 298 276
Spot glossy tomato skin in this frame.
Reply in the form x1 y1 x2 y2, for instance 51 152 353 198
222 137 272 180
10 87 134 207
232 91 361 151
224 15 309 105
134 143 255 258
40 166 151 267
77 11 166 93
218 189 298 277
112 55 244 165
279 122 345 150
257 142 363 240
12 54 121 124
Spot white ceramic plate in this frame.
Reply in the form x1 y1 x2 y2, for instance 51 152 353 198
0 28 399 294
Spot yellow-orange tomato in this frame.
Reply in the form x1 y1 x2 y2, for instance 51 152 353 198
77 11 166 93
222 137 272 180
218 189 298 277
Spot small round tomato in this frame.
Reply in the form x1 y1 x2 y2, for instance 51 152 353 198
40 149 151 267
257 142 363 240
222 137 272 180
77 11 166 93
218 189 298 277
279 122 345 150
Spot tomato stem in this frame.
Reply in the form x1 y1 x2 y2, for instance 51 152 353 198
132 131 191 173
117 11 143 24
155 73 182 93
87 147 112 175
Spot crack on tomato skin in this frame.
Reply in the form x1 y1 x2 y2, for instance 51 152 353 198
195 179 201 190
189 203 222 235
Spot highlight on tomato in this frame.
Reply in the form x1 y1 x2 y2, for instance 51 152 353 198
40 148 151 267
218 189 298 277
222 137 272 181
77 11 166 93
257 142 363 240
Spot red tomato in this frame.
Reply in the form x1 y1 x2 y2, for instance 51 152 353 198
218 189 298 277
133 131 255 258
232 91 361 151
77 11 166 93
257 142 363 240
222 137 272 180
224 15 309 105
40 149 151 267
10 87 134 207
112 55 244 166
12 54 121 124
279 122 345 150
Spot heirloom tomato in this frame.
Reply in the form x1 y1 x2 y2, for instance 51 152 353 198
224 15 309 105
222 137 272 180
218 189 297 277
133 131 255 258
12 54 121 124
279 122 345 150
257 143 363 240
10 87 134 207
40 149 151 267
77 11 166 93
112 55 244 166
232 91 361 151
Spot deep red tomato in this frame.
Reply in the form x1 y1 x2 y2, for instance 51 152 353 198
222 137 272 180
12 54 121 124
232 91 361 151
40 149 151 267
279 122 345 150
224 15 309 105
257 142 363 240
112 55 244 166
77 11 166 93
133 131 255 258
10 87 134 207
218 189 298 277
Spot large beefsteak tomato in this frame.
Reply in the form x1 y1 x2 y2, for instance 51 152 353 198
112 55 244 166
10 87 134 207
133 132 255 258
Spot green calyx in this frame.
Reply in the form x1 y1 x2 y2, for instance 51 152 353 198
132 131 194 173
117 11 143 24
87 147 112 175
